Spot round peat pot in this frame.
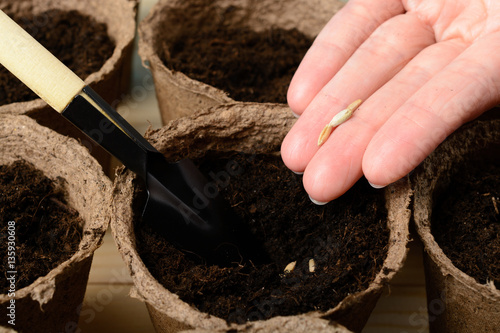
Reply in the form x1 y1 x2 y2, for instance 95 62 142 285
0 115 111 332
0 0 138 173
111 104 412 333
413 118 500 332
138 0 346 123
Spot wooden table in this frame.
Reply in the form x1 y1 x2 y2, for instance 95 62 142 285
79 1 430 331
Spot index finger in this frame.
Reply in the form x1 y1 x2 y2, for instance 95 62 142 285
288 0 405 114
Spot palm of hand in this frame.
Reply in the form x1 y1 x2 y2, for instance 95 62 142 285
281 0 500 203
411 0 500 41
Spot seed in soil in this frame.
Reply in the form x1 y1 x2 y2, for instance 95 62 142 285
283 261 297 275
308 259 316 273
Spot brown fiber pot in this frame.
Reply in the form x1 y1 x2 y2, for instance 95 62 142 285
138 0 346 124
111 104 412 333
0 0 138 173
0 115 111 333
413 117 500 332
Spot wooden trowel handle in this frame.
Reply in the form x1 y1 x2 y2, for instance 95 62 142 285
0 10 85 112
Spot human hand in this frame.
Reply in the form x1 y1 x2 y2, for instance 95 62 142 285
281 0 500 204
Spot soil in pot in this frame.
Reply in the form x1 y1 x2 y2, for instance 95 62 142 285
0 160 83 293
134 151 390 324
431 154 500 288
160 8 313 104
0 9 115 105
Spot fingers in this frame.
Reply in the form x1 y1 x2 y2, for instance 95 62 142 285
282 13 435 173
302 39 467 202
363 32 500 187
287 0 405 115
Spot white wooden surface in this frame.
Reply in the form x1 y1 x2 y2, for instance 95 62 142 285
79 1 429 331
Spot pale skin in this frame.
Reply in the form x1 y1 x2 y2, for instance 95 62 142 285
281 0 500 204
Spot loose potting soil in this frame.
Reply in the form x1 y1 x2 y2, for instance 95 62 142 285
161 16 313 103
432 159 500 289
135 152 389 324
0 9 115 105
0 160 83 293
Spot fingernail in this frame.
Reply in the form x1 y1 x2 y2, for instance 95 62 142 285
292 111 300 118
368 181 386 189
309 195 329 206
292 170 303 175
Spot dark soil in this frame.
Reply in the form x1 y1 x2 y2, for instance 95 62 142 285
161 12 313 103
0 160 83 293
0 9 115 106
432 159 500 288
135 152 389 323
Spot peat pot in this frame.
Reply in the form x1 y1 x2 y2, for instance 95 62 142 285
413 116 500 332
138 0 346 124
111 104 412 332
0 115 111 332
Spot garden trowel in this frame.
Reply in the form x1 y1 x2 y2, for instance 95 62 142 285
0 10 267 266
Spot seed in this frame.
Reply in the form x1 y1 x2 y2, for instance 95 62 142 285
317 125 334 147
283 261 296 274
492 197 499 215
308 259 316 273
317 99 362 146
